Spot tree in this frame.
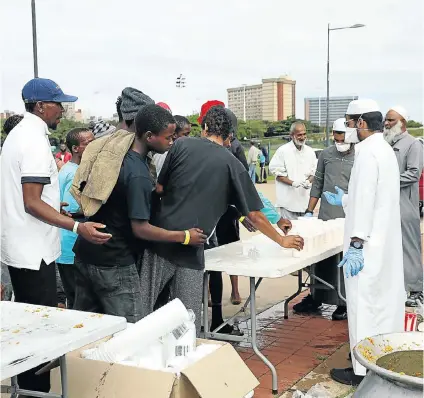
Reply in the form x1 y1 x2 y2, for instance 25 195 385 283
49 118 88 142
407 120 423 128
186 114 202 137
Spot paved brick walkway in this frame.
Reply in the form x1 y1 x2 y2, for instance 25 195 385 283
234 292 349 397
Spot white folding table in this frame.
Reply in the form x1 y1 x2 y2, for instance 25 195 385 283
0 302 126 398
203 222 345 395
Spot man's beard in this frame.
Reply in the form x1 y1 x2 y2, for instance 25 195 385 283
383 120 403 145
293 138 305 147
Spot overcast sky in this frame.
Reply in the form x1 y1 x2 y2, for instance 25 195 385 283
1 0 423 121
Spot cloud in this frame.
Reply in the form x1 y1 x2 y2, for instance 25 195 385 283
1 0 422 120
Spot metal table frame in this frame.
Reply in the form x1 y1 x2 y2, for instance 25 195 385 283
202 255 346 395
1 355 68 398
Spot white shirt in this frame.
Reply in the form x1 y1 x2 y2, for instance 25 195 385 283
1 112 61 270
152 152 168 177
247 146 261 165
269 141 317 212
341 133 405 376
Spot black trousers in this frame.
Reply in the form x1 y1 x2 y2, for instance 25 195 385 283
8 261 57 394
57 263 76 309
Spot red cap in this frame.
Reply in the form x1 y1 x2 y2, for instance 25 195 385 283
197 100 225 124
156 102 172 113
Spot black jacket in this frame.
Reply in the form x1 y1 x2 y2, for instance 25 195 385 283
230 137 248 171
216 137 248 245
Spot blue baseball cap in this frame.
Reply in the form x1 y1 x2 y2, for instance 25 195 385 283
22 78 78 103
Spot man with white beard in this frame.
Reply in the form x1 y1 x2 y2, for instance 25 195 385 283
269 122 317 219
384 106 423 306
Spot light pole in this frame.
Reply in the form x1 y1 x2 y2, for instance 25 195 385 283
325 23 365 147
31 0 39 77
242 84 247 122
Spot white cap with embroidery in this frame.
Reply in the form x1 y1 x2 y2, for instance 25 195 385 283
333 118 346 132
389 105 409 121
346 99 380 115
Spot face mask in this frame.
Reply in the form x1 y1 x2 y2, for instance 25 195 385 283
383 120 403 145
335 143 351 152
344 127 359 144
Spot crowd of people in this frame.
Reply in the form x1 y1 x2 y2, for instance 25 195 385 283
0 77 422 392
0 78 303 394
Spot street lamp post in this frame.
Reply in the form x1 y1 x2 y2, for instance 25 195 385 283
242 84 247 122
325 23 365 147
31 0 39 78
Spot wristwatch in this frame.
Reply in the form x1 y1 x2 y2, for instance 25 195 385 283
305 210 313 215
350 241 363 250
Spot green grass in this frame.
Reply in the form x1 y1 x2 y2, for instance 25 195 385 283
409 128 423 137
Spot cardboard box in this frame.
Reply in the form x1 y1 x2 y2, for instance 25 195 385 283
51 338 259 398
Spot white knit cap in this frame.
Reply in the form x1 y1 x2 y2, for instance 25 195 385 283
389 105 409 121
346 99 380 115
332 118 346 133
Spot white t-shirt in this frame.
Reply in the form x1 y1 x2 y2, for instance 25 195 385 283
269 141 317 212
1 112 61 270
152 152 168 178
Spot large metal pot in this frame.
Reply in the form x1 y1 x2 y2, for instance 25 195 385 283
353 331 423 397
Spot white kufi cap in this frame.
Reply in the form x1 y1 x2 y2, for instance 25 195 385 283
346 99 380 115
332 118 346 133
389 105 409 121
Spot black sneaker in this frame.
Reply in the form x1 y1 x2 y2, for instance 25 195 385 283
330 367 364 386
293 294 321 313
332 305 347 321
406 291 423 307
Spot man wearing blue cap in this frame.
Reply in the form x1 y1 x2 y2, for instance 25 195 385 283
1 78 111 395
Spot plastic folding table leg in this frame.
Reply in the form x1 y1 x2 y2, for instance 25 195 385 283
249 277 278 395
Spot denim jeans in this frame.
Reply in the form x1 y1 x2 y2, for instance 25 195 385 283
73 259 142 323
248 163 256 183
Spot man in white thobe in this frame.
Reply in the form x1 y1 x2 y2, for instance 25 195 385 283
383 105 423 307
269 122 317 220
324 99 405 386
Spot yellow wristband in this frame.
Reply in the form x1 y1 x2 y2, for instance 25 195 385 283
239 216 245 223
182 230 190 245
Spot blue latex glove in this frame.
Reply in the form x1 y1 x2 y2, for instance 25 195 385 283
338 246 364 278
258 191 281 224
323 186 344 206
304 212 313 217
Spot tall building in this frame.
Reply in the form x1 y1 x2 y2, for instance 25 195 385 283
0 110 16 120
227 75 296 122
304 96 358 127
227 84 262 121
74 109 83 122
63 102 76 120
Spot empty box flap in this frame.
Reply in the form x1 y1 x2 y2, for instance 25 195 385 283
181 343 259 398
